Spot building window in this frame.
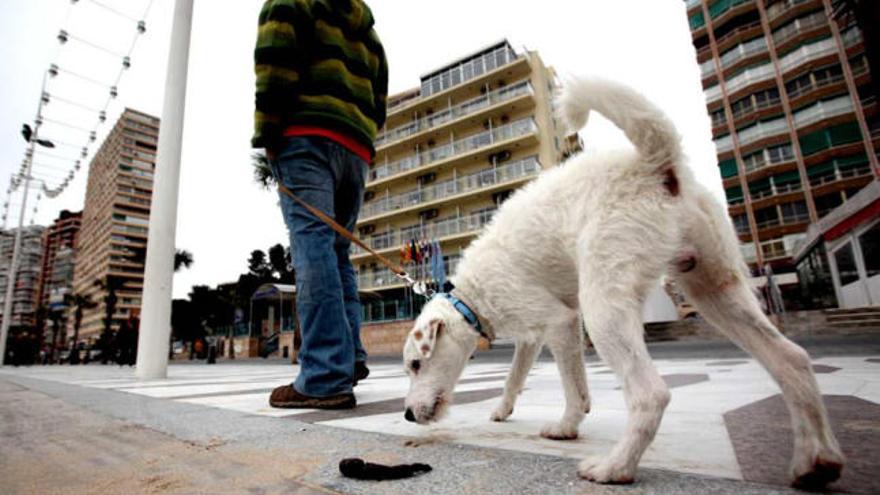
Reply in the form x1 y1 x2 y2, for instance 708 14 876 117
834 242 859 285
859 222 880 278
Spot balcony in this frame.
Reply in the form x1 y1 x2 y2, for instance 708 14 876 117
767 0 814 23
719 36 768 72
779 38 837 75
809 163 873 187
732 95 781 121
737 117 789 148
755 211 810 230
361 156 540 221
793 95 854 129
772 11 827 48
787 73 844 99
725 63 776 95
376 81 533 149
750 181 803 201
352 209 496 258
420 45 519 99
358 256 462 291
370 118 537 183
714 20 762 51
701 58 717 79
842 26 862 49
705 84 723 104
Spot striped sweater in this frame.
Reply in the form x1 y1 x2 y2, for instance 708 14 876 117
252 0 389 156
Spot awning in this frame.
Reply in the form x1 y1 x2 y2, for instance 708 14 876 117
251 284 296 301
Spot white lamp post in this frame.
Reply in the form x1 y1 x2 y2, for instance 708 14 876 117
136 0 194 379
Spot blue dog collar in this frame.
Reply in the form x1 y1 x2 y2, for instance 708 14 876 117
435 292 489 340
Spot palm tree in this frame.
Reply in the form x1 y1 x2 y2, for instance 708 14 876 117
94 276 127 364
174 249 194 272
67 293 97 365
252 152 275 189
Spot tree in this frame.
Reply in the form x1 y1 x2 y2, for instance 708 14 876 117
252 152 275 190
248 250 273 281
67 293 97 365
94 276 128 364
268 243 295 284
174 249 194 272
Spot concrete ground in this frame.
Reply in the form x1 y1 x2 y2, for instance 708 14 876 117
1 334 878 495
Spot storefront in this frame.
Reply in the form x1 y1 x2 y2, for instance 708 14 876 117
795 181 880 309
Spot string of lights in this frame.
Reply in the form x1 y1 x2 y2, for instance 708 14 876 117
2 0 155 230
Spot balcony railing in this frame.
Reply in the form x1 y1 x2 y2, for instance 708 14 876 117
358 256 462 291
842 26 862 48
793 95 854 128
719 37 767 70
779 38 836 74
686 0 701 8
421 45 519 98
732 96 781 120
701 58 717 78
755 211 810 230
767 0 812 22
715 134 733 153
376 81 533 148
750 181 803 201
809 164 873 187
787 73 845 99
714 20 761 48
353 209 496 257
705 84 722 103
737 117 789 147
370 118 537 182
772 11 827 47
361 156 540 220
725 63 775 95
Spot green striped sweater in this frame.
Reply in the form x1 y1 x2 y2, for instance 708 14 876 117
252 0 389 154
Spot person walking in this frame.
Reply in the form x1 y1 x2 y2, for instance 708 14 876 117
253 0 388 409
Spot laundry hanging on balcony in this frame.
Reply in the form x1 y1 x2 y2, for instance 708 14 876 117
399 238 447 288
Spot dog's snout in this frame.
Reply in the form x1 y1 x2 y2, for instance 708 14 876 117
404 408 416 422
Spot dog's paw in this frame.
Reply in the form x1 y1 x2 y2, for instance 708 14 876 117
790 454 844 490
490 403 513 422
578 457 635 484
540 422 579 440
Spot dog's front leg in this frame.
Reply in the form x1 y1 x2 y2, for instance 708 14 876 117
540 315 590 440
491 339 542 422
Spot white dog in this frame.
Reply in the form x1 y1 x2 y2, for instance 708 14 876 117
401 78 844 488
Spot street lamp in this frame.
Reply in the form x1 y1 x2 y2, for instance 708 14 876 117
0 118 55 366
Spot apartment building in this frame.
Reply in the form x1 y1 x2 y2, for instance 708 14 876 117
686 0 879 305
70 109 158 343
0 226 46 329
36 210 81 311
353 40 581 324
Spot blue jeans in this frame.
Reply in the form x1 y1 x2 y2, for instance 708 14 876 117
271 135 368 397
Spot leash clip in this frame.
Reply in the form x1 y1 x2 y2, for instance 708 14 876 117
396 271 435 299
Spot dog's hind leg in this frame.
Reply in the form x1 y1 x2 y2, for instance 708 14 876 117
672 188 844 490
491 339 542 422
676 270 844 489
540 311 591 439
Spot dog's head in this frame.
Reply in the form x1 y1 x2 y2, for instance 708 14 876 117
402 295 480 424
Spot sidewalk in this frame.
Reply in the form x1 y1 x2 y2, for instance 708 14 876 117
2 338 878 494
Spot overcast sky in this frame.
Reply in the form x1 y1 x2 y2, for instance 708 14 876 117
0 0 720 299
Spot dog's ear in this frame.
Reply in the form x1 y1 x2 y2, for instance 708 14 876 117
413 318 444 359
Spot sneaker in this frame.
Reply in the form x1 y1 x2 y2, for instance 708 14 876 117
268 385 355 409
353 361 370 387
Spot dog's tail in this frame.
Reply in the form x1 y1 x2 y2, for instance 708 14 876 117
557 77 682 169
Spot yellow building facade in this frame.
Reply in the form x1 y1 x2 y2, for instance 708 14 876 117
354 40 580 329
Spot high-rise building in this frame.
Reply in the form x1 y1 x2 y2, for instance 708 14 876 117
0 226 46 329
353 40 581 325
685 0 879 304
70 108 158 343
36 210 82 310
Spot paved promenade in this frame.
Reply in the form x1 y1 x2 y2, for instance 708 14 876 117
1 336 878 494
